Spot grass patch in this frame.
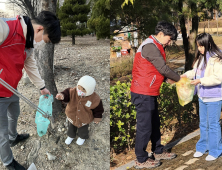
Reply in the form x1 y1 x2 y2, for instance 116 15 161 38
110 56 134 80
165 44 185 61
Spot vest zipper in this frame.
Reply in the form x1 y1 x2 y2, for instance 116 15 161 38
150 75 156 87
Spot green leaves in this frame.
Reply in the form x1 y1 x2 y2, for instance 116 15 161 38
121 0 134 8
58 0 90 43
110 81 199 152
117 120 124 128
110 81 136 151
87 0 110 39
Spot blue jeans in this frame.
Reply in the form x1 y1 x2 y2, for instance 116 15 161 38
196 98 222 158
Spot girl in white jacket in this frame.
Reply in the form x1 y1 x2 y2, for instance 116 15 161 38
182 33 222 161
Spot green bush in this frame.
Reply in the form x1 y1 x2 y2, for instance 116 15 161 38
158 83 199 131
110 81 199 152
110 81 136 151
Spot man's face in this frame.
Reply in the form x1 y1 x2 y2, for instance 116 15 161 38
157 32 172 47
160 35 171 47
34 29 50 43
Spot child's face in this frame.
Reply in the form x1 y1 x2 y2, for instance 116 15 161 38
197 43 205 54
77 85 86 93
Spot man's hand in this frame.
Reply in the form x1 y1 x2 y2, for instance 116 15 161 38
40 88 51 98
180 74 187 78
166 79 176 84
191 79 201 85
55 93 64 100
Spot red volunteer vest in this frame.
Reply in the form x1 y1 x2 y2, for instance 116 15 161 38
0 16 27 97
130 35 166 96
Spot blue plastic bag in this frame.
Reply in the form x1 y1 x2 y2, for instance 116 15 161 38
35 95 53 137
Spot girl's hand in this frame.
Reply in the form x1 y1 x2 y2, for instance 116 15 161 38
94 121 99 124
55 93 64 100
191 79 201 85
180 74 187 78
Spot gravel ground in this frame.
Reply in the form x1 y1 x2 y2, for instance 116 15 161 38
0 35 110 170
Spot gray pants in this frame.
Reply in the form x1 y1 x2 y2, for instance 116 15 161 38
0 94 20 166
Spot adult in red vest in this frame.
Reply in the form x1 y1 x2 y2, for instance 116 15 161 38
131 21 180 169
0 11 61 170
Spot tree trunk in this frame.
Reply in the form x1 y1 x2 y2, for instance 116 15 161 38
8 0 36 19
72 34 75 45
187 16 190 37
216 10 219 36
208 19 209 33
23 0 36 18
35 0 61 122
204 23 205 33
178 0 189 71
187 2 198 71
179 1 198 71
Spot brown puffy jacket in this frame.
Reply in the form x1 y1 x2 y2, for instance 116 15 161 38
61 87 104 128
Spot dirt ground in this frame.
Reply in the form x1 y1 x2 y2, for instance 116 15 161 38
110 120 200 169
128 134 222 170
0 36 110 170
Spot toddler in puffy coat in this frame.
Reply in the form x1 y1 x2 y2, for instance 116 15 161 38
56 75 104 145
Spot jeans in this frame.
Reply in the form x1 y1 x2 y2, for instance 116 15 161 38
131 92 164 163
196 98 222 158
0 94 20 166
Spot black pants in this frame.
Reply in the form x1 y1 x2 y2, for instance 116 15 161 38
131 92 164 163
67 121 89 139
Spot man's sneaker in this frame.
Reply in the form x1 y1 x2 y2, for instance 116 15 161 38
6 159 26 170
134 158 161 169
9 134 30 147
154 150 177 160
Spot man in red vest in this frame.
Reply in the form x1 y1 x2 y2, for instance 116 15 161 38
131 21 181 169
0 11 61 170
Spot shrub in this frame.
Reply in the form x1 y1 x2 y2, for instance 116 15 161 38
110 81 136 151
158 83 199 131
110 81 199 152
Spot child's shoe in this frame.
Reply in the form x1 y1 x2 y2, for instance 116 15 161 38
206 155 217 161
193 151 203 158
65 137 74 145
76 137 85 145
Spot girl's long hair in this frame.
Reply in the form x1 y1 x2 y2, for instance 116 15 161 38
193 33 222 68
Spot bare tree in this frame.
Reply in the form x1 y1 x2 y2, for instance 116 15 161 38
0 10 11 18
7 0 38 18
34 0 62 122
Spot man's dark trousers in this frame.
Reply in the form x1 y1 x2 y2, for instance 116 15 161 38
131 92 164 163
